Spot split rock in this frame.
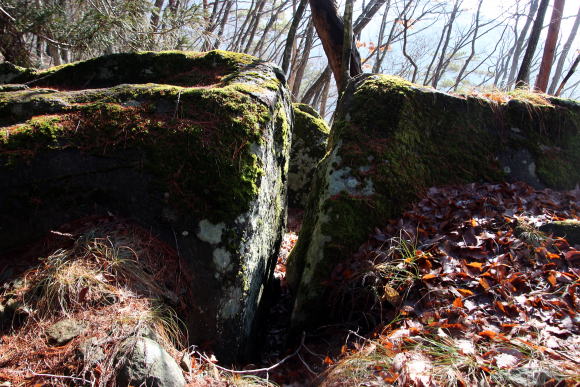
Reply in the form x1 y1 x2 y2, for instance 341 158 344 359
287 74 580 326
0 50 292 361
288 103 329 208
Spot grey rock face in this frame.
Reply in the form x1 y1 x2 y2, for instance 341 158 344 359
116 337 185 387
46 318 86 345
288 103 329 208
0 50 292 362
287 74 580 327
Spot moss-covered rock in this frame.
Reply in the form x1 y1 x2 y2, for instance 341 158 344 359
0 50 292 362
288 103 330 208
287 74 580 326
540 220 580 245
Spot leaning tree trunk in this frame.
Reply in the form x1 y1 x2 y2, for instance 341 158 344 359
555 52 580 96
548 4 580 94
308 0 361 88
515 0 550 89
507 0 539 87
535 0 565 92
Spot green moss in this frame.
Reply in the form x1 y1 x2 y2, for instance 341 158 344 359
20 50 260 90
1 115 64 164
288 74 580 325
504 97 580 189
293 103 329 139
0 83 271 222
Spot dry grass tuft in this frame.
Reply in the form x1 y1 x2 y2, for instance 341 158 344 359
0 218 189 386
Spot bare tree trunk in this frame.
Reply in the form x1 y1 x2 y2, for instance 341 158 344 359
555 52 580 96
401 18 418 83
431 0 461 88
354 0 387 35
319 76 331 117
308 0 361 87
453 0 482 90
534 0 565 92
548 4 580 94
282 0 308 74
290 20 315 97
253 3 285 56
229 0 256 51
48 43 61 66
371 1 390 73
340 0 354 91
515 0 550 88
243 0 267 53
507 0 539 87
150 0 165 31
149 0 165 49
301 66 331 104
213 0 233 49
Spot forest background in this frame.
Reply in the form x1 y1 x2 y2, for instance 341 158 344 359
1 0 579 119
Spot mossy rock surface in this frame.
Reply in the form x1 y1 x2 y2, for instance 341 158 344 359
287 74 580 326
0 50 292 362
540 220 580 245
288 103 330 208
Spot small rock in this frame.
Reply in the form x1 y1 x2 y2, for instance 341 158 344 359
46 318 86 345
179 352 193 373
540 220 580 245
116 337 185 387
77 337 105 365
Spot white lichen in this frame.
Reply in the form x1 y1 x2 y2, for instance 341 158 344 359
213 248 231 272
197 219 225 245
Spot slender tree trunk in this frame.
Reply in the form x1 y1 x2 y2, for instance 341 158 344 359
401 18 418 82
453 0 482 90
149 0 165 49
354 0 387 35
229 0 255 51
253 4 283 56
243 0 267 53
308 0 361 87
548 5 580 94
213 0 233 49
290 20 315 97
507 0 539 87
282 0 308 74
340 0 354 91
371 1 390 73
535 0 565 92
555 52 580 96
319 76 331 117
301 66 331 104
48 43 61 66
515 0 550 88
432 0 461 88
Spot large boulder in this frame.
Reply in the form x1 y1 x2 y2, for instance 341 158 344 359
287 74 580 326
288 103 330 208
0 50 292 362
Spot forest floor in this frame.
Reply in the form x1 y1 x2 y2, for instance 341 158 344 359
0 182 579 386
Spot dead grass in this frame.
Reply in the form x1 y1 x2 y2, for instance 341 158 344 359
0 218 190 386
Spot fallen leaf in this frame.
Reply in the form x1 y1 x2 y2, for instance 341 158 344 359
457 288 474 297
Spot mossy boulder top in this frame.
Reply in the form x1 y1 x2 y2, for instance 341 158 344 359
288 103 330 208
0 50 292 362
287 74 580 326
